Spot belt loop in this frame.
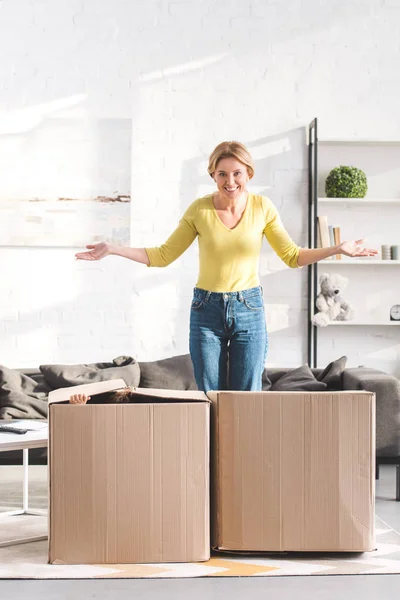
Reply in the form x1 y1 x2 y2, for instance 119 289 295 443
238 291 244 302
206 291 211 302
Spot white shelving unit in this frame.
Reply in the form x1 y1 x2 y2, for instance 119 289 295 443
307 119 400 367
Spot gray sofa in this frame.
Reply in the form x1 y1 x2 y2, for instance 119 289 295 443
1 354 399 498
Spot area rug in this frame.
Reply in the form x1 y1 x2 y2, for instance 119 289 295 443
0 515 400 578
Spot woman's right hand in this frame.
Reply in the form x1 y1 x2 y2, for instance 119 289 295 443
75 242 114 261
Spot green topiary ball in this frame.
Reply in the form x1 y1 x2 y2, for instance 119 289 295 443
325 165 368 198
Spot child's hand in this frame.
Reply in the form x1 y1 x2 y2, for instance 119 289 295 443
69 393 90 404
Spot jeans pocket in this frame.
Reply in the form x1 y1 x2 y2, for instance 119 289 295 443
243 296 264 311
191 298 204 310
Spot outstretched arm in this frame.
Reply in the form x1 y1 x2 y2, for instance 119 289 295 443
297 239 377 267
75 200 199 266
75 243 150 264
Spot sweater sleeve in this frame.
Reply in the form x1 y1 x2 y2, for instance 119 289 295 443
145 200 199 267
262 196 301 268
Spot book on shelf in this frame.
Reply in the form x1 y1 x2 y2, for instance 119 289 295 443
317 215 332 259
328 225 335 246
317 216 342 260
333 227 342 260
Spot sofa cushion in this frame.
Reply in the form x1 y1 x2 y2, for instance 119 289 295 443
139 354 197 390
0 365 51 419
270 364 327 392
316 355 347 390
262 369 272 390
39 355 141 389
265 368 293 385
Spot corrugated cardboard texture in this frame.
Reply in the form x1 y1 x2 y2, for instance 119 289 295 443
211 391 375 552
49 400 210 564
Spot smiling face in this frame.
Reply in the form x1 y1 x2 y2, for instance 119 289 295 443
213 157 249 203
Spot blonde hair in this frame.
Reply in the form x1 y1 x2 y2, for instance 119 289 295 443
207 141 254 179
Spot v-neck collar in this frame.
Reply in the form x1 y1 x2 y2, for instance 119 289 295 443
210 194 250 232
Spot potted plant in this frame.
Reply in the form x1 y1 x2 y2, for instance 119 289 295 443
325 165 368 198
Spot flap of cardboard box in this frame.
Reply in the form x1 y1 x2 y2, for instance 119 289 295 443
48 379 128 404
131 387 210 403
207 390 375 400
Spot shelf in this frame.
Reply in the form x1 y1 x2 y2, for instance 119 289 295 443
308 119 400 369
318 259 400 265
318 139 400 146
318 197 400 204
314 321 400 326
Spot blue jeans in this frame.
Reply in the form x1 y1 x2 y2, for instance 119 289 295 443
189 286 268 393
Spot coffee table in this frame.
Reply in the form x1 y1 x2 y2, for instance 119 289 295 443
0 420 48 547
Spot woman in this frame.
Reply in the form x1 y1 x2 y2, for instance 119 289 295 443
76 141 377 392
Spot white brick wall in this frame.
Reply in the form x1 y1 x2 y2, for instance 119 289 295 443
1 0 400 374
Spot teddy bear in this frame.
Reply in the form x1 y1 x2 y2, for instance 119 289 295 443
312 273 355 327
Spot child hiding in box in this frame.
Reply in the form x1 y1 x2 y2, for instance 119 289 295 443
69 389 133 404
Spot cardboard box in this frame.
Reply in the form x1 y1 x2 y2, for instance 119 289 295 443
48 384 210 564
208 390 375 553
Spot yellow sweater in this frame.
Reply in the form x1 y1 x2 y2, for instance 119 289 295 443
145 194 301 292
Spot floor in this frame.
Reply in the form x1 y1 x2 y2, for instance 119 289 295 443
0 464 399 599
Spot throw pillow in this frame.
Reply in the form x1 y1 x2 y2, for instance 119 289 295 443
40 355 140 389
316 356 347 390
270 365 327 392
0 366 51 419
138 354 197 390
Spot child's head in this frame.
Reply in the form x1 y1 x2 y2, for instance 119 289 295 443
105 389 133 403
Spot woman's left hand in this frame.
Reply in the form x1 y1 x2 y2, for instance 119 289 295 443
339 239 378 258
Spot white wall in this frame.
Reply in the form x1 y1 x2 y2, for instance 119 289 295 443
1 0 400 373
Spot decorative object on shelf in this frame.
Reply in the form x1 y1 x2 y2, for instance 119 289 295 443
312 273 355 327
390 305 400 321
381 244 392 260
391 245 400 260
325 165 368 198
